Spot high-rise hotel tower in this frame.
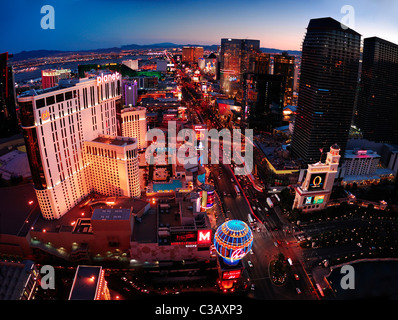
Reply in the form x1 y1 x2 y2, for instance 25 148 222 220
18 73 140 220
355 37 398 144
291 18 361 164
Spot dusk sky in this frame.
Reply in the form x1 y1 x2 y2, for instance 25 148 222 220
2 0 398 54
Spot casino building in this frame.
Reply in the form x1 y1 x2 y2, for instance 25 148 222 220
18 73 123 220
292 144 341 212
121 106 147 150
84 134 140 198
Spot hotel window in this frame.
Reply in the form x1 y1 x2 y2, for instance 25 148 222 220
46 96 55 106
65 91 73 100
36 98 46 109
56 93 64 103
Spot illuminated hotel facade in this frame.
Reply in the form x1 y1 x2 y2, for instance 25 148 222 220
18 73 123 220
182 46 204 65
273 52 295 107
219 38 260 101
293 144 341 212
84 135 140 198
121 106 147 150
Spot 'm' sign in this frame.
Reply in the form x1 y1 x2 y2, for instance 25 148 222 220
197 230 212 244
97 72 121 86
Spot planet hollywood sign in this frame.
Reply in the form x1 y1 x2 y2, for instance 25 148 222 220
97 72 121 86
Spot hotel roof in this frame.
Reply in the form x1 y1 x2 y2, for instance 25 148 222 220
68 265 102 300
17 77 93 98
91 208 131 221
91 135 137 146
31 194 149 234
345 149 381 159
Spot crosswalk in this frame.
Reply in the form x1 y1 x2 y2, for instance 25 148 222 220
253 231 270 240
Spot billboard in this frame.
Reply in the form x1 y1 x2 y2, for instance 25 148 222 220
308 173 326 190
222 270 242 280
170 230 212 245
303 194 325 205
313 195 325 204
170 231 197 245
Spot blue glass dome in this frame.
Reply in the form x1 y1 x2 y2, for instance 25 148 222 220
214 220 253 266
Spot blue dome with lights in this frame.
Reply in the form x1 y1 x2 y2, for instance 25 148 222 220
214 220 253 266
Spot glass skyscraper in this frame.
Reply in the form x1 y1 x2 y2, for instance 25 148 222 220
274 52 295 107
219 38 260 101
291 17 361 164
355 37 398 144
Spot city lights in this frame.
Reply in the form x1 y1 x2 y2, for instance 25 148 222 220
0 1 397 307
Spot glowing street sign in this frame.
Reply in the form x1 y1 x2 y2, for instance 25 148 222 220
97 72 121 86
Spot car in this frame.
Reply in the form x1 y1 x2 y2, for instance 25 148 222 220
274 242 278 247
251 284 255 291
223 191 227 196
252 206 256 211
248 261 253 268
296 288 301 294
256 227 260 232
250 249 254 255
294 274 299 280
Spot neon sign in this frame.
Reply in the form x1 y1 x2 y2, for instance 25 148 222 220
97 72 121 86
198 230 212 244
230 249 245 263
222 270 242 280
41 111 50 121
214 220 253 266
308 173 326 190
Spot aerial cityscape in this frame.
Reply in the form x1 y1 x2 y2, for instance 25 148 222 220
1 0 398 313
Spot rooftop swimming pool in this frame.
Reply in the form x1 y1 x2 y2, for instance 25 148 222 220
152 179 182 192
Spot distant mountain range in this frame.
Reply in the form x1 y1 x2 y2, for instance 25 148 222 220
10 43 301 61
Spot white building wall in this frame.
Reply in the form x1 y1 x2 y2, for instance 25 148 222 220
121 107 147 150
84 136 140 199
19 75 122 219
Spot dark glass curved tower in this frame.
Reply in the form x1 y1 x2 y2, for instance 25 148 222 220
291 18 361 164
